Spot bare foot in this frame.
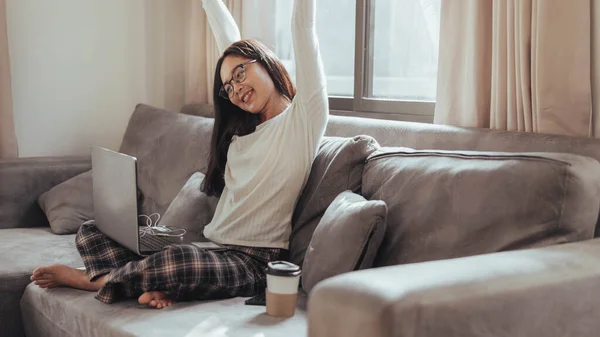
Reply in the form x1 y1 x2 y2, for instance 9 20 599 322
138 291 174 309
31 265 107 291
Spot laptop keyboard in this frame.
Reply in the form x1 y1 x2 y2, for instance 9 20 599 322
139 232 176 251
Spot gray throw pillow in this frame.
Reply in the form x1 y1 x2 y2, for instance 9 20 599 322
119 104 214 217
289 135 380 266
302 191 387 293
38 170 94 234
158 172 219 233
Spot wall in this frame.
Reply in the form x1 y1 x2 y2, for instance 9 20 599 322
6 0 186 157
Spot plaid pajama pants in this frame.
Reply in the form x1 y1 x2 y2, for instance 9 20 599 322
75 223 283 304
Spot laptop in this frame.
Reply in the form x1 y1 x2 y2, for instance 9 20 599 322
91 146 216 256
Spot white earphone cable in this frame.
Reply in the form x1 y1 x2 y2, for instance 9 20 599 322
138 213 186 238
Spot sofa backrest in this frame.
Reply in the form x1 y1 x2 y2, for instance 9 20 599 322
325 115 600 235
182 103 600 164
325 115 600 161
180 103 600 237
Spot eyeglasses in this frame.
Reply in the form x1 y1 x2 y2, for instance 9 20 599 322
219 59 258 100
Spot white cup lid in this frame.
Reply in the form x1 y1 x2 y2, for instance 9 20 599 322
266 261 301 277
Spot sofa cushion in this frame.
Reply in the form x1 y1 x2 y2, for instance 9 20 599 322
159 172 219 232
362 148 600 267
21 285 307 337
289 136 380 266
0 228 83 337
38 170 94 234
302 191 387 293
119 104 215 217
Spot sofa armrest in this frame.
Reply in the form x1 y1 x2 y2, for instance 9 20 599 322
0 156 91 229
307 240 600 337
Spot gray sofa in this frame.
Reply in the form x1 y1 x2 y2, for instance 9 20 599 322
3 103 600 337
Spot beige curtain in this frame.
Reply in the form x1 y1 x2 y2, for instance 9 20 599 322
184 0 277 105
184 0 231 105
592 0 600 136
434 0 594 137
0 0 17 158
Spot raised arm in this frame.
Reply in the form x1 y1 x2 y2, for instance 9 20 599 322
292 0 329 137
202 0 241 55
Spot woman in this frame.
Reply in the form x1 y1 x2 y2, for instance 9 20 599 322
30 0 327 309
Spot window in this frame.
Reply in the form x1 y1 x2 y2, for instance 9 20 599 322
370 0 439 101
274 0 355 97
274 0 441 117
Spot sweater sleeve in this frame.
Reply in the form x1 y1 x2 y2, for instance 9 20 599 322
202 0 241 55
291 0 329 139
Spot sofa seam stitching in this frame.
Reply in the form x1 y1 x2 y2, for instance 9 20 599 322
557 164 570 232
348 137 357 189
354 215 381 270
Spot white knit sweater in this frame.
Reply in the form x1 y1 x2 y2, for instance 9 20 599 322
201 0 328 249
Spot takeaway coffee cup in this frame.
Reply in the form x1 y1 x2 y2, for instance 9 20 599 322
265 261 302 317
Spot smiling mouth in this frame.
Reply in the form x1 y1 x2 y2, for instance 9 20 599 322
241 89 253 103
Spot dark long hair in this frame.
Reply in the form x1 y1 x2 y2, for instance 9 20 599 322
202 39 296 197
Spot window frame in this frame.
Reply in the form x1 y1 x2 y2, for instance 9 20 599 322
328 0 436 119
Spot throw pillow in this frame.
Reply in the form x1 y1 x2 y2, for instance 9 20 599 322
38 170 94 234
289 135 380 267
119 104 215 217
302 191 387 293
158 172 219 233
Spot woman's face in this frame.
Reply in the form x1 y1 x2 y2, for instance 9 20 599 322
220 55 276 114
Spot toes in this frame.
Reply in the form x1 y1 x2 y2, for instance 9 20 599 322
33 267 46 277
157 301 171 309
138 291 173 309
32 266 53 280
35 280 55 288
32 274 52 282
34 279 52 285
158 300 172 309
39 282 57 289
